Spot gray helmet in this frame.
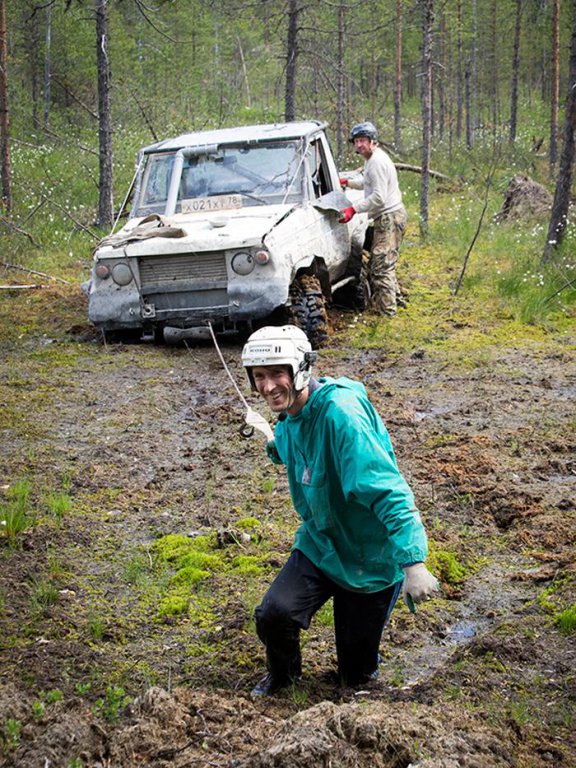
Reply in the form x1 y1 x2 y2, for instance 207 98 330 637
349 121 378 143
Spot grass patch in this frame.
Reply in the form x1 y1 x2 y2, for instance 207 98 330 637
1 478 34 548
555 606 576 636
339 178 574 361
45 489 73 521
29 576 60 618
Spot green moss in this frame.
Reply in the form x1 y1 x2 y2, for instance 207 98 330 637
158 591 189 617
423 433 460 449
230 555 266 576
178 550 223 571
427 545 467 584
152 533 228 620
237 517 262 531
188 598 218 629
537 574 572 613
170 566 210 587
152 533 214 562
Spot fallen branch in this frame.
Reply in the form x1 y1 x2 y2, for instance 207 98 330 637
345 161 451 182
395 162 451 181
38 193 100 240
0 284 45 290
12 177 98 240
544 277 576 303
41 124 98 157
0 215 39 247
0 260 70 284
21 199 47 226
52 75 99 120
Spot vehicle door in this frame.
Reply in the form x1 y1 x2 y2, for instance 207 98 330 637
303 134 351 282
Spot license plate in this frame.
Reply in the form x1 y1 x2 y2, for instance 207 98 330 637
181 194 243 213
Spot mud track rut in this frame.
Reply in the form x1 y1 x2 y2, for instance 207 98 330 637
1 319 575 767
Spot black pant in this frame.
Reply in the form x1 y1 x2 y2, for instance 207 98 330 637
254 549 402 686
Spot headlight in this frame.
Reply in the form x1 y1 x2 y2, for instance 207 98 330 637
231 251 255 276
255 250 270 265
112 263 133 286
95 263 110 279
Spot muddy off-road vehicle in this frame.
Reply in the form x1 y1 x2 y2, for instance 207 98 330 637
86 120 368 346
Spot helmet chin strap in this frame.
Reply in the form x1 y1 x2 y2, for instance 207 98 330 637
285 377 309 414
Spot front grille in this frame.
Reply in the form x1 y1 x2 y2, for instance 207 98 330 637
139 252 227 288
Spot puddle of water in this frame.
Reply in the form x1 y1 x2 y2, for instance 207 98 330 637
414 404 455 421
448 619 479 642
388 555 539 689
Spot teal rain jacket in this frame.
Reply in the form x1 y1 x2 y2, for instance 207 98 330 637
272 376 428 592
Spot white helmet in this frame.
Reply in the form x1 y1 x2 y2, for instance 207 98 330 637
242 325 317 392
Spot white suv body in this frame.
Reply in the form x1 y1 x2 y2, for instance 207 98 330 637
87 120 367 343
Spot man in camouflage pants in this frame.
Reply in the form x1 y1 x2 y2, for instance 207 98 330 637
339 122 407 316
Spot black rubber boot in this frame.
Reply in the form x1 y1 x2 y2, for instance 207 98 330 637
251 672 296 698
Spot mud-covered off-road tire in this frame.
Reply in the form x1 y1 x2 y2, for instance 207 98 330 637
288 274 329 348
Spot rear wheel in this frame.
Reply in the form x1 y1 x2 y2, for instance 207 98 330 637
288 275 328 348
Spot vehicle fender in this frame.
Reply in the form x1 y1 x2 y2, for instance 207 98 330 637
88 283 142 329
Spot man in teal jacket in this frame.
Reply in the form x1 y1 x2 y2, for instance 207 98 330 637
241 324 439 696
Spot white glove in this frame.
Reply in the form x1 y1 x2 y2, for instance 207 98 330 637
403 563 440 612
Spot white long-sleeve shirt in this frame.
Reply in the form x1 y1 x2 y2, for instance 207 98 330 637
347 146 403 218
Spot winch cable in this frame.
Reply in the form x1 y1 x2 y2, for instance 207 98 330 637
206 322 274 442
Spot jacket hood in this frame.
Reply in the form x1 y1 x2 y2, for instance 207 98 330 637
287 376 367 423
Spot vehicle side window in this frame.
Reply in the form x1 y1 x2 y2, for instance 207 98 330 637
308 140 333 198
139 154 175 211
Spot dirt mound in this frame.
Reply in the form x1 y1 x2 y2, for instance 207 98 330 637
494 174 552 222
0 685 514 768
242 699 512 768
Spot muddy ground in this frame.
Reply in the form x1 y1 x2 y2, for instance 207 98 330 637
0 288 575 767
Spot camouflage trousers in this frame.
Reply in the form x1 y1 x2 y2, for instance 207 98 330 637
368 206 407 315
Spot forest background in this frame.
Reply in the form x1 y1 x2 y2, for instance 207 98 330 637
0 0 574 304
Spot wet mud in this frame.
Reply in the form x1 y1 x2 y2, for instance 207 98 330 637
0 307 575 767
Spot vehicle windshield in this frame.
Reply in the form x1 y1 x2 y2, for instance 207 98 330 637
132 140 306 216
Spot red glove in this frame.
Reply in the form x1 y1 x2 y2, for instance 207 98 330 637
339 206 356 224
339 178 349 188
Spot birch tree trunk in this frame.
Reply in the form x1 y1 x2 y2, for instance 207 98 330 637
466 0 478 149
550 0 561 172
43 1 52 129
456 0 463 141
96 0 113 229
0 0 11 213
336 1 346 165
542 3 576 263
284 0 299 122
394 0 403 150
420 0 434 237
509 0 523 144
